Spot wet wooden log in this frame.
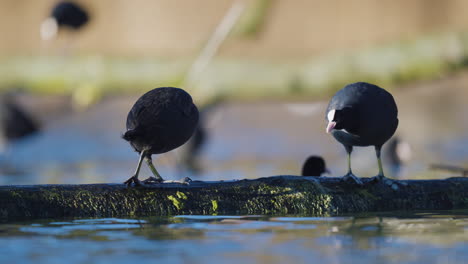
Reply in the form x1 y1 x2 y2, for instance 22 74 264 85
1 176 468 219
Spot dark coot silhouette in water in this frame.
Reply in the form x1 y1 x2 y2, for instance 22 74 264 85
123 87 199 186
180 123 206 174
0 94 40 176
179 96 224 175
383 136 412 178
41 1 90 40
325 82 399 187
301 155 329 176
0 94 40 143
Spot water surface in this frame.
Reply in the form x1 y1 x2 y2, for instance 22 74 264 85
1 211 467 264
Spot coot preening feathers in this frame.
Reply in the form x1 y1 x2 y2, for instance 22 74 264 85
325 82 398 185
123 87 199 186
41 1 90 40
301 155 329 176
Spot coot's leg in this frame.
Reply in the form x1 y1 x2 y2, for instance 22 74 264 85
371 145 405 190
341 145 363 185
142 155 164 184
124 150 146 187
346 145 353 175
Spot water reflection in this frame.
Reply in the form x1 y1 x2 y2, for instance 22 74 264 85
0 211 467 264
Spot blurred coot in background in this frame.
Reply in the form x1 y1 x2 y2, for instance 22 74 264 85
0 93 40 145
383 136 412 178
40 0 90 40
301 155 328 176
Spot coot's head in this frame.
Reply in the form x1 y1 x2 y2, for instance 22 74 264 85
40 1 90 40
326 107 359 134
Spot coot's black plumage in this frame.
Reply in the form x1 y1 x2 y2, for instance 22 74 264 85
383 136 413 178
0 95 39 142
41 1 89 40
123 87 199 186
51 1 89 30
180 123 206 174
179 96 223 175
301 155 328 177
325 82 398 185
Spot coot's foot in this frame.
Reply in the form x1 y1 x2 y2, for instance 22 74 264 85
341 173 363 186
370 174 406 190
124 175 142 187
142 176 164 184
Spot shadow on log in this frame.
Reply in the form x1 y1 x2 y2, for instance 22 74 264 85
1 176 468 220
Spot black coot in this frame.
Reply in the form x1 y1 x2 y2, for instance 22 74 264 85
301 155 328 176
41 1 89 40
325 82 398 185
51 1 89 29
179 96 223 175
180 124 206 174
383 136 412 178
0 95 39 142
123 87 199 186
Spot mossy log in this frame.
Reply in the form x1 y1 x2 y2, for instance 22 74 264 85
1 176 468 220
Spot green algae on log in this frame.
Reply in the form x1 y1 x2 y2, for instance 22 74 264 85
1 176 468 219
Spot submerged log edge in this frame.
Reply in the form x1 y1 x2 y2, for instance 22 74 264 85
1 176 468 219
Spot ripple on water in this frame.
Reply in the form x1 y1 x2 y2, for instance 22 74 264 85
19 218 145 236
1 212 468 264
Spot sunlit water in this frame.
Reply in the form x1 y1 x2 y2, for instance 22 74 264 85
1 211 468 264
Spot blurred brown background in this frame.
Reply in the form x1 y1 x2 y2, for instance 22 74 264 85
2 0 468 58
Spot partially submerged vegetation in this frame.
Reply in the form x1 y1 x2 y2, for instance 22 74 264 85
1 176 468 219
2 31 468 106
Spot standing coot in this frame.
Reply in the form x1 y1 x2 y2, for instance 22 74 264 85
41 1 90 40
123 87 199 186
301 155 329 177
325 82 398 186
